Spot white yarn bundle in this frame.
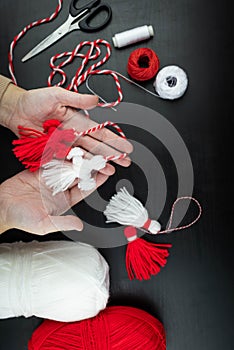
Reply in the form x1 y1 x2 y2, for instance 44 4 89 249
42 147 107 194
153 65 188 100
104 187 161 234
0 240 109 322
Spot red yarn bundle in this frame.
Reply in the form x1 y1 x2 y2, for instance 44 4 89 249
28 306 166 350
12 119 76 172
124 226 172 280
127 48 160 81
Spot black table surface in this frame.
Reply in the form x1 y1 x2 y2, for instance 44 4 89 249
0 0 233 349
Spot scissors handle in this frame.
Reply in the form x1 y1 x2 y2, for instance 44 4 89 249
70 0 100 18
79 3 112 32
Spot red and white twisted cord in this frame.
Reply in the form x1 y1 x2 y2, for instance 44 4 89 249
8 0 63 85
48 39 123 108
75 120 127 161
8 0 123 107
140 196 202 235
158 196 202 234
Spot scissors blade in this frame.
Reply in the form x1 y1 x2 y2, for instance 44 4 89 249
21 19 71 62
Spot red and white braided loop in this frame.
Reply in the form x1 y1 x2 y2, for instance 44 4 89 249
48 39 123 108
139 196 202 235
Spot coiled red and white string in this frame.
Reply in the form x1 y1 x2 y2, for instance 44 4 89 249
8 0 123 108
48 39 123 108
8 0 63 85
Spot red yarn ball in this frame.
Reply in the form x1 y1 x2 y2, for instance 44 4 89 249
28 306 166 350
127 48 160 81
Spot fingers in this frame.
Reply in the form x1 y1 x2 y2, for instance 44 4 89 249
38 215 84 234
85 126 133 155
77 146 116 176
99 163 115 176
76 135 131 167
58 96 133 166
37 172 109 234
56 87 99 110
63 114 133 156
69 172 109 207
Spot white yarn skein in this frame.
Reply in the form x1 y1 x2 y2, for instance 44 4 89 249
104 187 161 234
0 240 109 322
153 65 188 100
112 25 154 48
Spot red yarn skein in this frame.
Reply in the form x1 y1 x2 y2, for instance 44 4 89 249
28 306 166 350
127 48 160 81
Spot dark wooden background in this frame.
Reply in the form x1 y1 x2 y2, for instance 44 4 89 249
0 0 233 349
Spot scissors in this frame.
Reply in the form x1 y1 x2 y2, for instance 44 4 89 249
22 0 112 62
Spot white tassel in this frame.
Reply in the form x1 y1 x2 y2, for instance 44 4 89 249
42 159 77 195
42 147 106 195
104 187 161 234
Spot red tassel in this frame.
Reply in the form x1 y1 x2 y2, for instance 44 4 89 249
12 119 76 172
124 226 172 281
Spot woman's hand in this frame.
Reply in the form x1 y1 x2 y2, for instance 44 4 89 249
0 169 108 235
2 85 133 168
0 82 133 235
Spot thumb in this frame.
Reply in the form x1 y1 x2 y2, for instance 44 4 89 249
57 88 99 110
39 215 84 235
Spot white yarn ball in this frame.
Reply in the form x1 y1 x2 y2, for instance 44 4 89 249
153 65 188 100
0 240 109 322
